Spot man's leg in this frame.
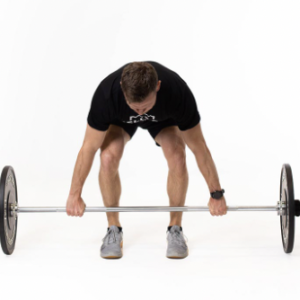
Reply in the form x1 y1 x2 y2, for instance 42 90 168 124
99 124 131 227
154 126 188 227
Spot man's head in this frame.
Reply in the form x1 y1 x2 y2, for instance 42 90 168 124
120 62 161 115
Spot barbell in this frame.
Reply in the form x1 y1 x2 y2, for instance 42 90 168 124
0 164 299 255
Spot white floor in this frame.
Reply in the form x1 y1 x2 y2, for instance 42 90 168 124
1 211 299 300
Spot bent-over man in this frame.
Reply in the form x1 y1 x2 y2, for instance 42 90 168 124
66 61 227 259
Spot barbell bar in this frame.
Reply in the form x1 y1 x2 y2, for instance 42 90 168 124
1 164 300 256
13 206 282 213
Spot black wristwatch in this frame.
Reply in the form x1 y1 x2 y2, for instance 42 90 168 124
210 189 225 200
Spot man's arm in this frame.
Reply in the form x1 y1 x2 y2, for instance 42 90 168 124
180 122 222 193
68 123 107 197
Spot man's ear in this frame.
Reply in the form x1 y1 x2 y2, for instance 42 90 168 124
156 80 161 92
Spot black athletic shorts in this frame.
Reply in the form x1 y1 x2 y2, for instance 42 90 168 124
109 118 178 147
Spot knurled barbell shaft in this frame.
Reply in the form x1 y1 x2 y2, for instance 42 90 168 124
13 205 284 213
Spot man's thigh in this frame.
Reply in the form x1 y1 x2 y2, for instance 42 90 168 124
145 119 179 147
154 125 186 153
100 124 131 154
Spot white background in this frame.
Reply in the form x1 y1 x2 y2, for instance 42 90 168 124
0 0 300 299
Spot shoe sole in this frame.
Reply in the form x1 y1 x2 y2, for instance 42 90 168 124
166 256 187 259
101 241 123 259
166 249 189 259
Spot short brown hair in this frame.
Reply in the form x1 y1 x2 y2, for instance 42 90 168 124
120 62 158 103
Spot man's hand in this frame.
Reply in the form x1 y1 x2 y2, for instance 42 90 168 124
66 195 86 217
207 196 227 216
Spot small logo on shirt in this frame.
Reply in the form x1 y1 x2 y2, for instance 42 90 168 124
123 114 158 124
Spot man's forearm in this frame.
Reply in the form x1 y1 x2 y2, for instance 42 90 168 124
69 146 98 197
192 144 222 193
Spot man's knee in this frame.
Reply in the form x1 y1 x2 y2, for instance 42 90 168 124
100 150 122 171
100 134 125 171
100 125 128 171
161 136 187 171
169 147 187 171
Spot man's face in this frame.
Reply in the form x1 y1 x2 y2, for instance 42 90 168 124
121 80 161 115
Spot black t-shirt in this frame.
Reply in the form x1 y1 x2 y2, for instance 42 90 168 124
87 61 201 131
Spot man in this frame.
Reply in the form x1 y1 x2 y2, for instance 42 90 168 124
66 61 227 259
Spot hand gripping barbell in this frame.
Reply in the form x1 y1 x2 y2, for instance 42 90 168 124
0 164 299 255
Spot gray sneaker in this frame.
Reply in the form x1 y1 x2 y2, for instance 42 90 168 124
100 225 123 259
166 225 189 259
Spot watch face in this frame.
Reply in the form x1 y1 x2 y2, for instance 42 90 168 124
215 192 221 199
211 190 224 199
